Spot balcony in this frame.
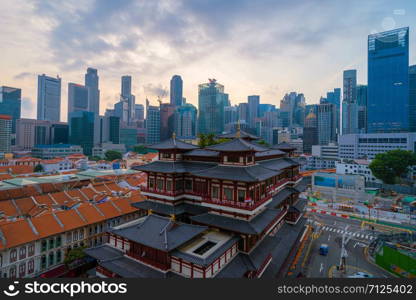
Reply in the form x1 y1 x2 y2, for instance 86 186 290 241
126 250 169 271
289 175 302 183
96 265 116 278
203 194 273 211
141 187 184 197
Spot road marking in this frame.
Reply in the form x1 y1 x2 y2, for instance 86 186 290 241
328 235 331 241
337 229 341 233
320 263 324 273
353 233 357 237
323 226 328 230
366 235 370 239
345 225 349 231
340 230 344 234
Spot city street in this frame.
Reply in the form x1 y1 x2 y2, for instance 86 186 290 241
303 213 393 278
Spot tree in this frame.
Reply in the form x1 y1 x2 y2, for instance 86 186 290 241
198 133 208 147
64 246 86 265
104 150 122 161
206 133 216 146
257 139 270 147
133 145 148 154
34 164 44 173
88 156 101 161
369 149 416 184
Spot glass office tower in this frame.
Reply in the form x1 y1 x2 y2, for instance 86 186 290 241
367 27 409 133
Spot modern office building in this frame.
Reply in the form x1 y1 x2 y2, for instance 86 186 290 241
146 103 160 144
175 103 197 140
0 86 21 134
159 103 176 141
15 118 68 150
135 104 145 121
170 75 183 106
68 111 95 156
96 115 120 145
280 92 305 128
303 105 318 153
121 75 135 124
85 68 100 115
336 159 381 184
31 144 83 159
321 88 341 134
198 79 229 134
114 100 129 124
409 65 416 132
317 103 337 145
356 85 368 133
248 95 260 129
338 132 416 159
367 27 410 133
342 69 358 135
120 127 137 151
37 74 61 122
238 102 249 123
0 115 12 155
304 144 339 170
224 105 239 127
67 83 89 122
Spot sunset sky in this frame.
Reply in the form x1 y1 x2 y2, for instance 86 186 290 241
1 0 415 121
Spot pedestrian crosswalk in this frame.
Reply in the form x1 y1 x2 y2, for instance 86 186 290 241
320 226 376 241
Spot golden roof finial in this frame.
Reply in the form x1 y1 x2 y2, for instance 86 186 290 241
236 120 241 138
172 131 176 139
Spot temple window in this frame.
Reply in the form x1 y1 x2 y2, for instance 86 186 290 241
212 186 219 199
247 156 253 163
157 179 164 190
223 187 233 201
175 180 183 191
161 153 172 159
166 179 172 191
149 178 155 189
237 189 246 202
185 179 192 191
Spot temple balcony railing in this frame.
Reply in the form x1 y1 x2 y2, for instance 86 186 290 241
126 250 169 271
96 265 117 278
140 187 184 197
289 174 303 183
203 194 273 211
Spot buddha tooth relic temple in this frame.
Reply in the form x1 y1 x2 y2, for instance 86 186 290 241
86 130 308 278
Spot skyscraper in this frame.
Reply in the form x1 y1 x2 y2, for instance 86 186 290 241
317 103 337 145
248 95 260 129
342 69 358 135
37 74 61 122
0 115 12 155
121 75 135 124
146 102 160 144
135 104 145 121
85 68 100 115
357 85 368 133
238 103 249 123
324 88 341 134
409 65 416 132
159 103 176 141
69 111 95 155
279 92 305 128
174 103 197 139
0 86 21 134
303 105 318 153
198 79 229 134
367 27 410 133
170 75 183 106
67 83 89 122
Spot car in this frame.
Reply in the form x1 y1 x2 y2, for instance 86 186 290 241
319 244 329 256
348 272 374 278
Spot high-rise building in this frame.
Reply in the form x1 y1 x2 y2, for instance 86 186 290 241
259 104 276 118
16 118 68 150
85 68 100 115
279 92 305 128
224 105 238 126
323 88 341 134
409 65 416 132
37 74 61 122
317 103 337 145
303 104 318 153
238 103 249 123
174 103 197 139
69 111 95 156
342 69 358 135
159 103 176 141
0 115 12 155
135 104 145 121
67 83 89 122
0 86 21 134
121 75 135 124
114 100 129 124
198 79 229 134
357 85 368 133
146 103 160 144
170 75 183 106
367 27 410 133
248 95 260 129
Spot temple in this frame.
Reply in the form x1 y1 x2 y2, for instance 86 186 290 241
86 131 308 278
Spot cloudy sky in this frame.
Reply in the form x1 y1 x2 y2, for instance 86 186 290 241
1 0 416 121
